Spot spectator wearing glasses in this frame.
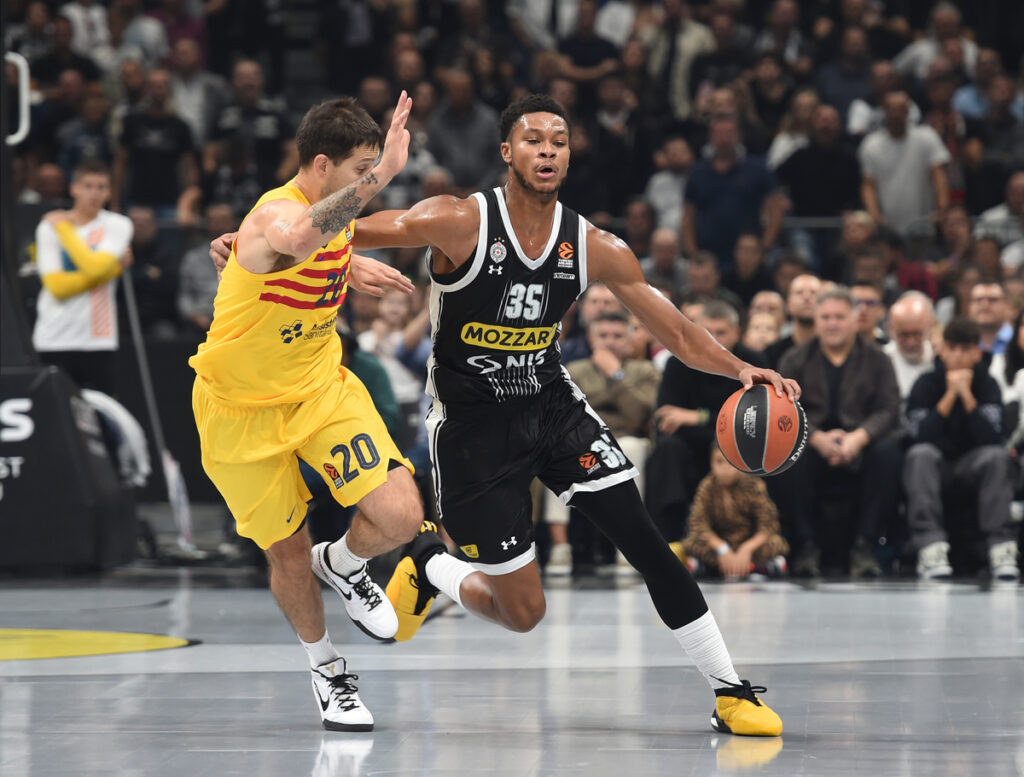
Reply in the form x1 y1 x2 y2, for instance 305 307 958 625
851 281 888 344
883 292 938 405
967 280 1013 355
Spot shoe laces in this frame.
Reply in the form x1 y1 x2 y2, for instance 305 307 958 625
327 672 362 711
349 574 383 609
713 677 767 706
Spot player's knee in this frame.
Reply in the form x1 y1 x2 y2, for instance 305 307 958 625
502 596 546 633
265 534 312 579
393 495 424 543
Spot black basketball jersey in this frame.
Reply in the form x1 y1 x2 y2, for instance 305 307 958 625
426 187 590 403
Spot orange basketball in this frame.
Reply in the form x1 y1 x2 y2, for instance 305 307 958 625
715 386 807 476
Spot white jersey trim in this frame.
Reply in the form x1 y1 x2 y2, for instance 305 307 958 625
431 192 488 292
470 543 537 576
425 397 447 518
577 215 589 298
493 187 563 271
557 468 639 505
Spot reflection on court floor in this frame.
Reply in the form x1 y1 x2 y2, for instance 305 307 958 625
1 577 1021 776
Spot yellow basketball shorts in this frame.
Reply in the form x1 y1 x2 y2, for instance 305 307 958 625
193 366 413 549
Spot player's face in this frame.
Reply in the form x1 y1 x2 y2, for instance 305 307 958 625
70 173 110 213
322 145 380 197
502 113 570 197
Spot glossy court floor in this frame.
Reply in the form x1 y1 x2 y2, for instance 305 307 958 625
1 568 1022 777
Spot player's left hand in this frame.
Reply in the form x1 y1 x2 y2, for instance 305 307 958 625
739 366 801 401
209 231 236 279
349 254 415 297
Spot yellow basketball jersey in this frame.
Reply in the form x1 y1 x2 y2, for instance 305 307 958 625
189 181 354 405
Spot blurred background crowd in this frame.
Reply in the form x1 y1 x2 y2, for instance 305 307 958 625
5 0 1024 580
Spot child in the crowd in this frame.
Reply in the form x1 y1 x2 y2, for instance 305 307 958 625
742 311 781 352
682 445 790 579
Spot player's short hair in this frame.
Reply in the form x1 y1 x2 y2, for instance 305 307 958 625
296 97 383 167
72 159 110 180
943 317 980 345
499 94 570 142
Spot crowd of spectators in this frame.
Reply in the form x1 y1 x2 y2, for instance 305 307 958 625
6 0 1024 579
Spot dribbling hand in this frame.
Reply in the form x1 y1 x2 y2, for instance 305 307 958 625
738 366 801 401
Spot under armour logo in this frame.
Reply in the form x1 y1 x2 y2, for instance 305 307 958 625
488 265 503 275
501 536 517 550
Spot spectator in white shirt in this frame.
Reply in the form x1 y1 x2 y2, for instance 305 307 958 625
883 291 937 403
859 90 950 234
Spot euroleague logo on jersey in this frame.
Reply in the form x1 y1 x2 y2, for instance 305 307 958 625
579 452 600 473
557 241 574 268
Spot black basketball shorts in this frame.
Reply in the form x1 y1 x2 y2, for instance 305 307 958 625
425 371 639 574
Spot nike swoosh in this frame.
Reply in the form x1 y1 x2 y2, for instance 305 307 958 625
315 684 331 711
339 588 352 601
285 507 295 524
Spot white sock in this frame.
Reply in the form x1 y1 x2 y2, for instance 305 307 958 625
327 532 368 578
300 631 341 668
424 552 474 608
672 610 740 690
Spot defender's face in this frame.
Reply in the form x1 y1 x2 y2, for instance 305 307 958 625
321 144 380 197
502 113 570 195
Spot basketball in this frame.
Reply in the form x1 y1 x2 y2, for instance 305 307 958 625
716 385 807 476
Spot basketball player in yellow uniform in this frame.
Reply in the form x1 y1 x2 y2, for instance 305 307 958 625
190 93 423 732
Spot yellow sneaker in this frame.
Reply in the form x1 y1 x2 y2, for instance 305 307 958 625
710 679 783 736
384 521 445 642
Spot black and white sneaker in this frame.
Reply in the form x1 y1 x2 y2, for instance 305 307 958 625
311 658 373 732
312 542 399 641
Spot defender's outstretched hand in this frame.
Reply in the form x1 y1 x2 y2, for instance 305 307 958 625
209 232 236 279
377 91 413 180
350 254 414 297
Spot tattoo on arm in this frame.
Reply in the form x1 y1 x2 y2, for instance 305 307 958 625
309 172 380 236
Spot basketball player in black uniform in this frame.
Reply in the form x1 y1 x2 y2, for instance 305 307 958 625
210 95 800 736
357 95 799 737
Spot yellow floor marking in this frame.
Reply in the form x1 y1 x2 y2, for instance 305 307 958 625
0 628 192 660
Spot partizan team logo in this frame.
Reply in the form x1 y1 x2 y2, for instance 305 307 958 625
489 238 507 263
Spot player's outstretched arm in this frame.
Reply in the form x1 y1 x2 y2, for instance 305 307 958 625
587 226 800 400
354 195 480 270
261 91 413 261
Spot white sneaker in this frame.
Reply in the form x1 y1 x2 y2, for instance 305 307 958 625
311 658 374 732
917 541 953 579
312 543 398 641
546 543 572 576
989 541 1020 581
